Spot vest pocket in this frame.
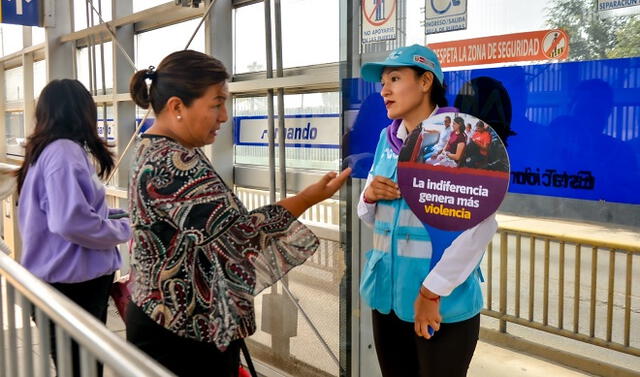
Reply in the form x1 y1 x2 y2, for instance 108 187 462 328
395 231 432 258
360 250 391 309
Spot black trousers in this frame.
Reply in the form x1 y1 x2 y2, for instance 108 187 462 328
39 273 114 377
126 302 241 377
371 310 480 377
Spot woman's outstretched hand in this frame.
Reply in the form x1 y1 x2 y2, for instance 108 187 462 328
279 168 351 217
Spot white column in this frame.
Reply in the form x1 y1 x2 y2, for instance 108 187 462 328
22 27 35 137
0 66 6 158
111 0 135 189
44 0 74 81
205 0 233 186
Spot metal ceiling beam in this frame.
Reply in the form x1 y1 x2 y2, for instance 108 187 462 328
0 44 46 69
60 3 204 47
233 0 264 8
87 62 341 101
229 63 339 95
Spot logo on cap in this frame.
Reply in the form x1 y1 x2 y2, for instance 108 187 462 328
413 55 435 69
390 50 403 59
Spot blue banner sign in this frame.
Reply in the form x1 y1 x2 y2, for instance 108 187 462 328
598 0 640 17
344 57 640 205
0 0 42 27
234 114 340 149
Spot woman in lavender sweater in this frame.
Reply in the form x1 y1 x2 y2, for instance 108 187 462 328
16 79 131 377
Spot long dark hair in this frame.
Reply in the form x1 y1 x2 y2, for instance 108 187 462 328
17 79 114 193
130 50 229 113
453 117 466 133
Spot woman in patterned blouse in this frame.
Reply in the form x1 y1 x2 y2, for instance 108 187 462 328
126 50 350 376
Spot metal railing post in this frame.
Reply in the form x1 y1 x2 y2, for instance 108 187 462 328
0 249 176 377
6 285 18 377
624 252 632 347
499 231 508 333
543 239 550 326
487 240 493 311
606 250 615 342
558 242 565 329
0 277 6 375
515 234 522 318
55 327 72 377
589 247 598 338
19 294 34 377
573 244 581 333
35 308 51 377
80 348 98 377
529 237 536 322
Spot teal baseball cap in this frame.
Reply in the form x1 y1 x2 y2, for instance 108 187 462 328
361 44 444 85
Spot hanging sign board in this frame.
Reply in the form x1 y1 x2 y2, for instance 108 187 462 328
425 0 467 34
597 0 640 17
361 0 397 44
0 0 43 27
428 29 570 68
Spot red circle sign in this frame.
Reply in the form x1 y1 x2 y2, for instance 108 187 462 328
542 30 569 59
362 0 397 27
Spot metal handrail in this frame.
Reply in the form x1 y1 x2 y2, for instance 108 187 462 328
497 221 640 253
0 250 175 377
483 227 640 361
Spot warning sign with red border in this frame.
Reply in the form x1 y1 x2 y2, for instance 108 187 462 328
428 29 570 68
361 0 397 44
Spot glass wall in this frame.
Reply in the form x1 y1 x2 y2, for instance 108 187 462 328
233 0 339 74
32 27 45 45
232 0 341 173
135 18 205 69
280 0 339 68
0 24 23 56
350 0 640 210
4 67 24 103
231 2 343 375
233 2 266 74
234 92 340 170
1 23 44 158
76 42 114 94
133 0 170 13
348 2 640 376
73 0 112 31
4 111 25 158
33 60 46 98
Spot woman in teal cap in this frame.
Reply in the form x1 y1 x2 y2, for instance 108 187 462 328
358 44 498 376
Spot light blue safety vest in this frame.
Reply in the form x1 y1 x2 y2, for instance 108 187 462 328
360 129 484 323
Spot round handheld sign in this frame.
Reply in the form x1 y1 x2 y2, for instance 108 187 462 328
397 112 510 231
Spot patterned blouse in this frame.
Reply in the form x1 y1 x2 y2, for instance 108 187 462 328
129 135 319 350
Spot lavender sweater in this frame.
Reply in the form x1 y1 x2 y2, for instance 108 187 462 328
18 139 130 283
